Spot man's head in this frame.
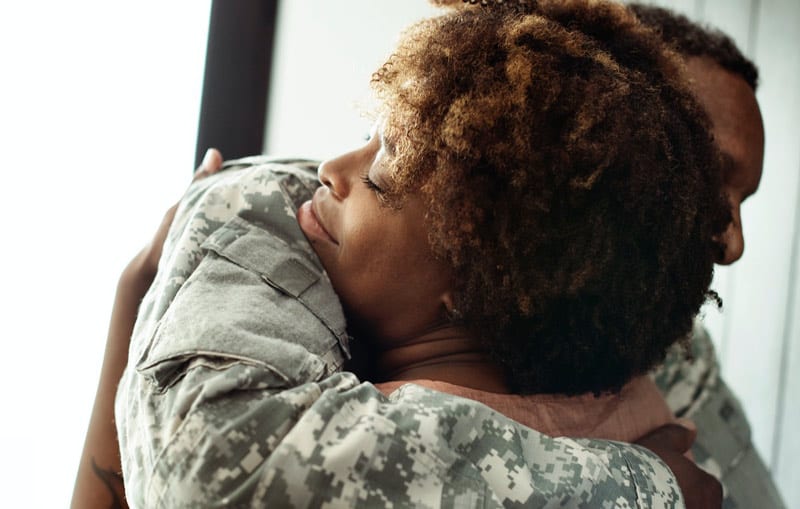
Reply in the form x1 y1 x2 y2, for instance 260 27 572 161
631 4 765 264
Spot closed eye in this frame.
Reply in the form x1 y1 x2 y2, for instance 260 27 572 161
360 173 384 194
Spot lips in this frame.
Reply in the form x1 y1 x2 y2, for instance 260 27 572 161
297 194 338 245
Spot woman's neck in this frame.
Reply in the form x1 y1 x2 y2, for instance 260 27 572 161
371 323 511 393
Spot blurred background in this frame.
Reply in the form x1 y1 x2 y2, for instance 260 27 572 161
0 0 796 506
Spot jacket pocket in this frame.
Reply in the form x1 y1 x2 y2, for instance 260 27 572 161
136 216 349 392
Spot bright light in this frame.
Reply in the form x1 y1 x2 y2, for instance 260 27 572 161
0 2 210 506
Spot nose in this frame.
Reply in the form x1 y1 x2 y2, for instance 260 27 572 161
317 152 353 200
717 204 744 265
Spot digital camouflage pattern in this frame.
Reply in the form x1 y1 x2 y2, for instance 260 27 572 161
653 325 786 508
116 157 686 508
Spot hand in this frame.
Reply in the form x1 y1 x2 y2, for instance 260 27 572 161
636 423 722 509
132 148 224 281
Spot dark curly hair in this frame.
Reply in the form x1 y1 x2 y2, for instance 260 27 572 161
370 0 730 395
629 3 759 90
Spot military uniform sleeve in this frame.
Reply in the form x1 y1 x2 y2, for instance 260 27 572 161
116 158 351 506
142 367 683 509
652 322 786 508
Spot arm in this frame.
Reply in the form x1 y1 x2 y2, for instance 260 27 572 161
70 262 150 509
652 324 786 508
70 149 223 509
138 364 711 508
113 157 717 508
636 423 722 508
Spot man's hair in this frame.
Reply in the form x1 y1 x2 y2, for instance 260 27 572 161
371 0 730 395
629 3 759 90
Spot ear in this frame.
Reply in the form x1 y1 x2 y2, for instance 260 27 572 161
441 291 462 322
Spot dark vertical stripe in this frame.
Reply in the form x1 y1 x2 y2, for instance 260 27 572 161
194 0 280 169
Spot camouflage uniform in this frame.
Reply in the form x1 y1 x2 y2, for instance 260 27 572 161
653 325 787 508
116 157 685 508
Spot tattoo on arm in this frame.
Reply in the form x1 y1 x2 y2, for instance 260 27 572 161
90 457 125 509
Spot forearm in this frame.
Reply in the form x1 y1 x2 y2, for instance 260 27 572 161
71 259 152 509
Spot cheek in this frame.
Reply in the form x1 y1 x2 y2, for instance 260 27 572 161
345 224 431 296
329 214 397 300
339 214 389 269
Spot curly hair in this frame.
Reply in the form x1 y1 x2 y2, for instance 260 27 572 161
629 3 759 90
371 0 730 395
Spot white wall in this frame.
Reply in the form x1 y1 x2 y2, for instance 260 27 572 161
0 2 210 506
264 0 438 161
267 0 798 503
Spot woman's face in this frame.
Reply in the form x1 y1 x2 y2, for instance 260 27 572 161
297 127 454 342
686 57 765 265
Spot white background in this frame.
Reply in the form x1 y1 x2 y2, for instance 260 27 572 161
0 2 210 506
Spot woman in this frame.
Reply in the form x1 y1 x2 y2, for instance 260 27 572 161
74 1 726 507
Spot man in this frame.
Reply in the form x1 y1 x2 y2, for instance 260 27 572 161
73 3 733 508
632 4 786 507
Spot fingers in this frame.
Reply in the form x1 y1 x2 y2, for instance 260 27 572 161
676 457 723 509
157 203 180 242
134 148 225 279
635 422 722 508
674 417 697 434
636 423 696 454
193 148 224 181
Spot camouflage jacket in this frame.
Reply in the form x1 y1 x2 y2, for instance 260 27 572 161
116 157 685 508
653 327 786 508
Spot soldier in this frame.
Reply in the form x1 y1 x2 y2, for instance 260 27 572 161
75 1 729 507
631 4 786 507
